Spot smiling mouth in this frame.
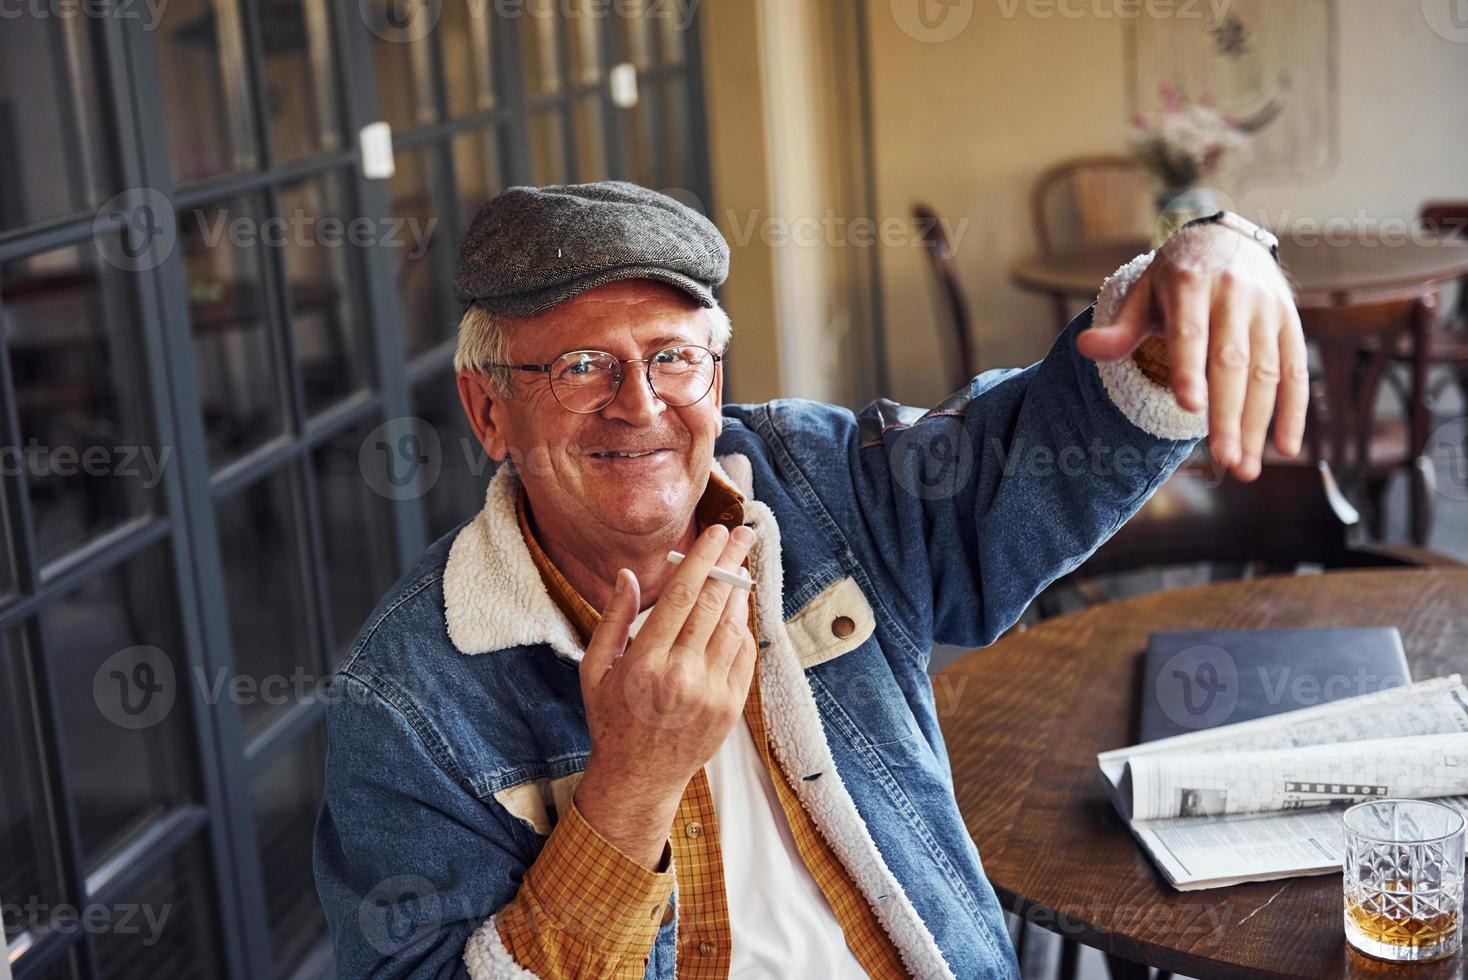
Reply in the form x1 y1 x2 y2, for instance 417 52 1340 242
588 449 669 459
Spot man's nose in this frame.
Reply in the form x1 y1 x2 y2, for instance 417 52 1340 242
599 367 664 425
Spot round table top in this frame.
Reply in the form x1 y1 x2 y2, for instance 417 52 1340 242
939 569 1468 979
1010 237 1468 308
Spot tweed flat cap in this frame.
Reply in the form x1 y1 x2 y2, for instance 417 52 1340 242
454 181 730 318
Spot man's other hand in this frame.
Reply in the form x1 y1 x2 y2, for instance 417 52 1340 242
1077 222 1309 482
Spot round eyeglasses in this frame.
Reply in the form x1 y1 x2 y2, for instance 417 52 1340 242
482 344 723 414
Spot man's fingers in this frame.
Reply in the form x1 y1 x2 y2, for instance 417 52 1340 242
1236 310 1282 481
1077 272 1155 363
1158 270 1212 412
1203 286 1252 470
637 523 730 649
674 525 755 657
582 569 640 690
1274 304 1309 457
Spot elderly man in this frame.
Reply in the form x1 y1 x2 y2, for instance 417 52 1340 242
315 182 1303 979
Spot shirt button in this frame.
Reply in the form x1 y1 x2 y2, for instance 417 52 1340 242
698 940 717 956
831 615 856 639
684 821 703 838
661 904 675 926
650 904 663 921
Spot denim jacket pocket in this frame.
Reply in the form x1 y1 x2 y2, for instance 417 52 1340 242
492 771 586 836
785 575 875 669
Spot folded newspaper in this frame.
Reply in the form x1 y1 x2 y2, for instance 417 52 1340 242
1097 675 1468 890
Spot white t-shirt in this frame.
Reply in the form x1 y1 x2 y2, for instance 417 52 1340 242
628 608 869 977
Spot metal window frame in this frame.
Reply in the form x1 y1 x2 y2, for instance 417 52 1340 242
1 1 713 977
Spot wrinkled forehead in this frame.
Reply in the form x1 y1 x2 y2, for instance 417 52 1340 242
510 280 712 359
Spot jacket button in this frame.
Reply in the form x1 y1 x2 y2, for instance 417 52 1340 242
831 615 856 639
660 904 675 926
699 940 717 956
685 821 703 838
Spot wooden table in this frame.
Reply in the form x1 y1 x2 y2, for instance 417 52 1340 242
939 569 1468 979
1011 236 1468 316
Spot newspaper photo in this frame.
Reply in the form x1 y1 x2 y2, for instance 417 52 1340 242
1097 676 1468 890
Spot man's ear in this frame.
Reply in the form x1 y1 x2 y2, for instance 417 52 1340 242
456 372 510 462
712 351 725 437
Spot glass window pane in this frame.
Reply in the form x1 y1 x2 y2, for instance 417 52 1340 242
278 176 375 415
529 111 568 186
261 0 341 161
156 0 258 182
34 947 82 980
443 0 496 116
413 372 493 543
0 15 109 233
572 97 608 182
2 241 160 565
94 838 224 980
369 2 437 130
659 80 693 194
656 6 688 65
47 543 198 867
520 0 562 97
615 0 653 70
253 724 328 975
217 468 316 740
390 149 453 360
313 422 398 657
566 0 603 85
453 129 503 223
181 195 287 467
0 626 64 946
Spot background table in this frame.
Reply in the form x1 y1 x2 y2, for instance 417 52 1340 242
1011 237 1468 312
939 569 1468 978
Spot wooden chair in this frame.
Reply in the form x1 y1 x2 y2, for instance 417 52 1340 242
1389 202 1468 414
1029 155 1153 331
912 203 977 391
1295 293 1438 544
1040 459 1460 615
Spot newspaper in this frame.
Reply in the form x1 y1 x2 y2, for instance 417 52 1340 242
1097 676 1468 890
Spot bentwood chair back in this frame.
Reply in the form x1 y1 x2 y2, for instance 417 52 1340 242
912 203 977 391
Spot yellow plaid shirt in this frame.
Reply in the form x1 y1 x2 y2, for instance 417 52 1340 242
494 472 908 979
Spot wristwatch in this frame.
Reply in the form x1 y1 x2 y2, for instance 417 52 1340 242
1182 210 1281 263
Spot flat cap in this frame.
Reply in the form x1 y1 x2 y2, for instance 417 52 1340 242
454 181 730 318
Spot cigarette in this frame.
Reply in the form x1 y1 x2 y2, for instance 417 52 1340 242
666 551 755 591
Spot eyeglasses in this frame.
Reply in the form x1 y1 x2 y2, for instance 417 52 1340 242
482 344 723 414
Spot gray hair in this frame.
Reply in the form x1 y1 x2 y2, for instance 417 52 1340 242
453 298 733 396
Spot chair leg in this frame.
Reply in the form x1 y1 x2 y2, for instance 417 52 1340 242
1363 478 1389 541
1104 952 1151 980
1057 938 1080 980
1411 455 1437 546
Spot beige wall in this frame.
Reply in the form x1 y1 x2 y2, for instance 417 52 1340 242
864 0 1468 407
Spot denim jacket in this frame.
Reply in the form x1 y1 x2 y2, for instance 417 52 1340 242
314 294 1205 980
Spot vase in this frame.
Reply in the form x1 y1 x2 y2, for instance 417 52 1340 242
1153 185 1221 245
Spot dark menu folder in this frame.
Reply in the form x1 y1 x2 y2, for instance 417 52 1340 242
1138 627 1411 743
